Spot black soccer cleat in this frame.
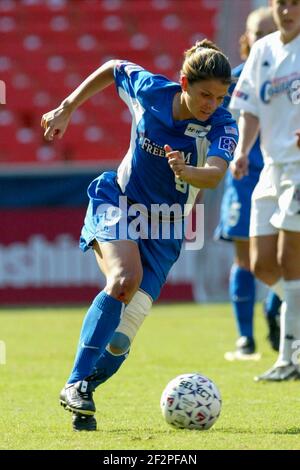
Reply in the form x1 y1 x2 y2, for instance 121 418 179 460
236 336 256 355
72 413 97 431
60 380 96 416
224 336 261 361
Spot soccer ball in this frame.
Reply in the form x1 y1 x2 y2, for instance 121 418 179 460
160 372 222 430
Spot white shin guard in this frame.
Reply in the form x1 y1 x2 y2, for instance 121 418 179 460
107 290 152 355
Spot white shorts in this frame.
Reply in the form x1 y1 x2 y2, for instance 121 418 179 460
250 162 300 237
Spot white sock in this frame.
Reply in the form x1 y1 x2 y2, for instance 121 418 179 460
276 279 300 367
270 278 283 301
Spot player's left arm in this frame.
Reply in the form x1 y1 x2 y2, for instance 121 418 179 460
165 144 227 189
183 157 228 189
166 123 238 189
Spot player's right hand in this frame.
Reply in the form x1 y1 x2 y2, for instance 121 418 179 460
230 153 249 180
41 106 72 141
164 144 186 179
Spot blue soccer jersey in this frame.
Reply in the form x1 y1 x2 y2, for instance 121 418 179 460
114 61 238 215
81 62 238 300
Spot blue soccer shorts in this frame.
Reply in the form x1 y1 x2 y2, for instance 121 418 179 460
79 171 184 301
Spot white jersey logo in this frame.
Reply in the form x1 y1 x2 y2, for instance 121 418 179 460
184 124 211 139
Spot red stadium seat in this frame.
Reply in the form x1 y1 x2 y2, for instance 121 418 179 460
1 0 218 165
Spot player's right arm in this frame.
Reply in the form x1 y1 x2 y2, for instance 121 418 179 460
231 111 259 179
41 60 117 141
229 40 261 179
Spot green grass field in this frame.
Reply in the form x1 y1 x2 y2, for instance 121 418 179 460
1 303 300 450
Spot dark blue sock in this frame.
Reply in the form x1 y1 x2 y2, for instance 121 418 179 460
87 349 129 389
229 264 255 339
68 291 123 383
264 291 282 319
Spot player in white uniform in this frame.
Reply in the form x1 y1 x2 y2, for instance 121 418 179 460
230 0 300 381
215 7 279 361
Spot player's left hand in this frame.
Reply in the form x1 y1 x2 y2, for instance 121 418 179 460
165 144 187 179
296 130 300 149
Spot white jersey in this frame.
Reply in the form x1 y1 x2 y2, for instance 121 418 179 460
230 31 300 165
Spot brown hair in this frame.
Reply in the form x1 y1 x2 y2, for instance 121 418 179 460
239 34 251 61
181 39 232 85
240 7 274 60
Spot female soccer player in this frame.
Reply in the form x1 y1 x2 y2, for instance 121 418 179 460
215 7 280 360
230 0 300 381
41 39 238 430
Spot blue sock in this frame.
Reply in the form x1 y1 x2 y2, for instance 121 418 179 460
229 264 255 339
264 291 282 319
68 291 123 383
87 349 129 389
